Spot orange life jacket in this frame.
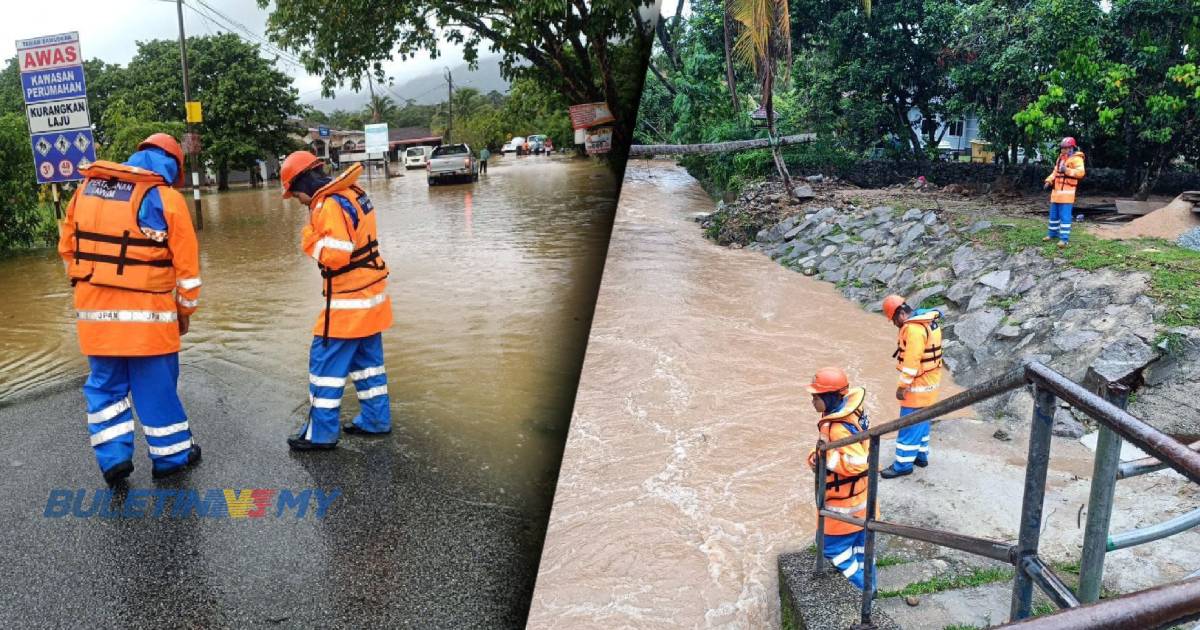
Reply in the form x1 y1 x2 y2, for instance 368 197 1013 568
894 311 943 376
67 161 176 293
818 388 870 501
1047 151 1086 204
308 165 389 340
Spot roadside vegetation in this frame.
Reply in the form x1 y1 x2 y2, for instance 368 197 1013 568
975 218 1200 327
876 566 1013 599
640 0 1200 201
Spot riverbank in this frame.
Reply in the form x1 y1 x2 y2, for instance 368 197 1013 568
700 177 1200 439
530 162 1200 628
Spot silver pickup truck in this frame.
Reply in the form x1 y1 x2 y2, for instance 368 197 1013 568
426 143 478 185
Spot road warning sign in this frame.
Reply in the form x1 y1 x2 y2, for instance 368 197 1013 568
17 31 95 184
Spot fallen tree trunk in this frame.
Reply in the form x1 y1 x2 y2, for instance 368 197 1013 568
628 133 816 156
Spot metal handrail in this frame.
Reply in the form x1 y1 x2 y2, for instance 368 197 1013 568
812 360 1200 628
1119 439 1200 480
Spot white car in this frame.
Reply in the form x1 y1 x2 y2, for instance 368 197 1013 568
501 136 526 156
405 145 434 169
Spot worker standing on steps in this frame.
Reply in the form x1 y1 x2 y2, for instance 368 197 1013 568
806 367 877 590
280 151 393 451
57 133 203 486
1043 137 1086 248
880 295 944 479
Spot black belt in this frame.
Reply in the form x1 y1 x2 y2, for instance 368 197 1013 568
317 238 386 343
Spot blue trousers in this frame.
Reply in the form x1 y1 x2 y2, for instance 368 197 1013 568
1048 202 1073 243
300 333 391 443
83 354 193 474
824 530 875 590
892 406 930 473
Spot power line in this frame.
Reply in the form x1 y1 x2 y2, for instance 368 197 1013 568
184 0 307 68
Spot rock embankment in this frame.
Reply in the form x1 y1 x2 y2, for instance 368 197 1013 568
701 181 1200 438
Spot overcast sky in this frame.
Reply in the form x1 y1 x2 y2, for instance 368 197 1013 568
8 0 466 102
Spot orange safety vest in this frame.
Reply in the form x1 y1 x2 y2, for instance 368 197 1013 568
67 162 176 292
1046 151 1086 204
58 160 201 356
811 387 876 536
895 311 944 408
302 164 392 340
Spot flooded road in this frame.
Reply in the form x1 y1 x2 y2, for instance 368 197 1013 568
528 162 961 628
0 156 614 514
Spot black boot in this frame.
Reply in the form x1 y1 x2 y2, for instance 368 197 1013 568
152 443 202 479
103 460 134 487
880 463 913 479
287 435 337 451
342 422 391 436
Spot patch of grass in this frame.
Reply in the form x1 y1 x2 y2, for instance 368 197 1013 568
1052 560 1081 575
876 554 908 568
920 294 949 309
944 625 982 630
877 566 1014 599
1032 601 1057 617
1154 330 1188 355
990 294 1021 310
976 218 1200 327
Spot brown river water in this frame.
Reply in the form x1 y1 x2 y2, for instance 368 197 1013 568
528 162 961 628
0 157 615 513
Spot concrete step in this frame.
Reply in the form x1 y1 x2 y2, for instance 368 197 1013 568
877 582 1012 629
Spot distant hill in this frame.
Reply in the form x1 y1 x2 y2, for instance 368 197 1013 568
307 56 510 112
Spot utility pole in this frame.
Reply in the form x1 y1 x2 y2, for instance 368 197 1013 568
176 0 202 229
444 67 453 143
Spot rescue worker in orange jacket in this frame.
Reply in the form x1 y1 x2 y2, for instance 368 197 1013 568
280 151 393 450
806 367 876 590
1043 137 1086 248
57 133 203 485
880 295 944 478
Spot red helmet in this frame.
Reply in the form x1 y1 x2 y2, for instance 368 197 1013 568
280 150 323 198
137 133 185 186
806 367 850 394
1060 137 1077 149
882 294 908 321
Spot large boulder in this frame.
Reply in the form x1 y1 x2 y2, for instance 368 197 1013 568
1130 327 1200 437
955 308 1005 351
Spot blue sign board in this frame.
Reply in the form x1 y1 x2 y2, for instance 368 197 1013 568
318 125 330 138
30 128 96 184
18 31 90 184
20 66 87 104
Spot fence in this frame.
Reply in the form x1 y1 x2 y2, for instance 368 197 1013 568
813 360 1200 628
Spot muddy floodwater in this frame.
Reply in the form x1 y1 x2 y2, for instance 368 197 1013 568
528 162 961 628
0 156 615 514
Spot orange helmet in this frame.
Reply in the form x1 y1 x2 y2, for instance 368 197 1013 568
1061 137 1077 149
137 133 185 186
806 367 850 394
280 150 323 198
883 295 908 321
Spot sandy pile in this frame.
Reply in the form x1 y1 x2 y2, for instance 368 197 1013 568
1096 194 1200 240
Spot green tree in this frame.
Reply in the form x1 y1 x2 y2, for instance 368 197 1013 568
1016 0 1200 198
0 112 53 251
96 98 186 162
123 34 303 189
259 0 654 166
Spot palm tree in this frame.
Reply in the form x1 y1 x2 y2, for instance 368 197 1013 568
726 0 794 190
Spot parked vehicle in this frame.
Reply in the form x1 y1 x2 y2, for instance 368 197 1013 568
528 135 548 155
405 145 433 169
427 144 478 185
502 136 526 156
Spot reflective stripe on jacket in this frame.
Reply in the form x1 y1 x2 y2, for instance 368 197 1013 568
896 311 944 408
1045 151 1086 204
807 387 876 536
58 160 201 356
301 163 393 339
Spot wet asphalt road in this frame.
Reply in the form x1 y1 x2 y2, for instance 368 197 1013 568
0 358 541 628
